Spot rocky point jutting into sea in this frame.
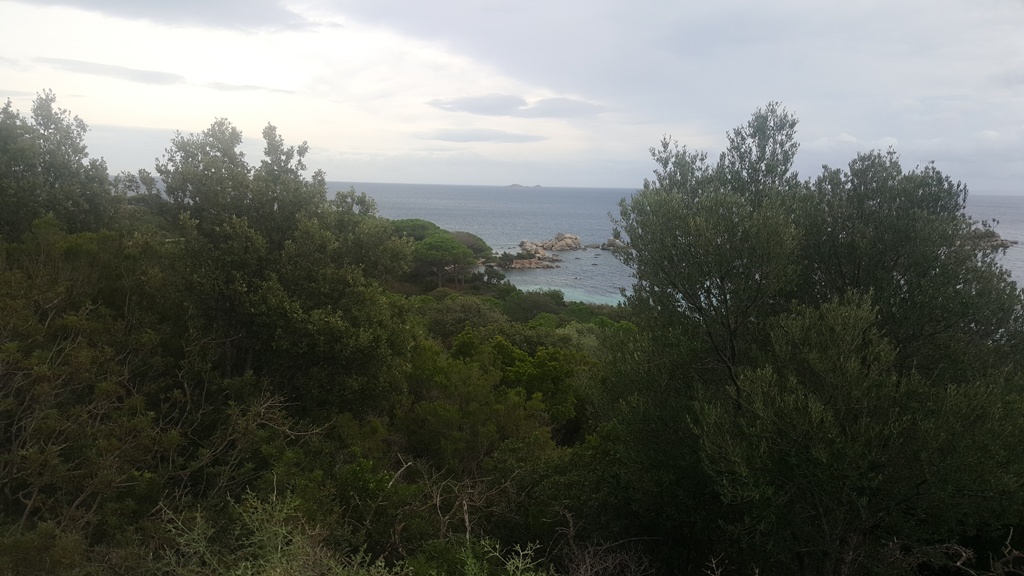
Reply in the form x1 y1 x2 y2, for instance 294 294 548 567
502 233 628 269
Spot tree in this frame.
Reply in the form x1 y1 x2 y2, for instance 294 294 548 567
450 231 494 261
614 103 803 399
608 103 1024 573
392 218 443 240
153 119 416 417
156 118 252 236
413 233 477 289
694 297 1024 575
0 91 118 240
250 124 329 251
798 149 1024 381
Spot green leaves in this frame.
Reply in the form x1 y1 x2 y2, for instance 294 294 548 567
611 103 1024 573
694 297 1024 574
8 93 1022 576
158 119 249 219
412 232 477 289
0 224 178 572
800 149 1022 380
151 120 417 417
0 91 118 241
617 105 803 390
721 100 801 200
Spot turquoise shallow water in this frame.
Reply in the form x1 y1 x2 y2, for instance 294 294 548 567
331 182 1024 304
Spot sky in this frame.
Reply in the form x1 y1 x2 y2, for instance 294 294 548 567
1 0 1023 191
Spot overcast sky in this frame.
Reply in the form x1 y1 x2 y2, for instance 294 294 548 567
1 0 1022 191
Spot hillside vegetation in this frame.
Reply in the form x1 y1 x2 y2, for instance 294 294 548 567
1 93 1023 576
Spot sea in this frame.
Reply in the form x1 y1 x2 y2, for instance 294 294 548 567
328 182 1024 306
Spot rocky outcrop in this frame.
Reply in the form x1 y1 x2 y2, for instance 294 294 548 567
601 237 628 250
539 233 582 251
499 238 565 270
501 233 602 270
507 258 559 269
519 233 583 253
518 240 549 258
972 227 1019 251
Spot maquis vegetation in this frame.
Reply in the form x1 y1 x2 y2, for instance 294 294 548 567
2 93 1023 576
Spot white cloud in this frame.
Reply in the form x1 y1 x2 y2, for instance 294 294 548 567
2 0 1024 190
429 94 604 118
33 57 187 85
415 128 546 143
25 0 311 30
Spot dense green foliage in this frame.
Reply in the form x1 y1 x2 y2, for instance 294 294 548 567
0 90 120 240
1 93 1022 576
393 219 493 289
610 103 1024 575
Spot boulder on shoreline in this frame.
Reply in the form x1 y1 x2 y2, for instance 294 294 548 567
497 237 565 270
601 237 628 250
500 233 597 270
518 240 550 258
521 232 583 252
541 232 582 251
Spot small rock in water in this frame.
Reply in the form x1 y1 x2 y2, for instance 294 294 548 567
601 237 628 250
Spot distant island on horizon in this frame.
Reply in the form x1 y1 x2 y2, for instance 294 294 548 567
507 183 543 188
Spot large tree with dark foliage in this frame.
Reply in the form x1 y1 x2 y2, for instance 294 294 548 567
606 103 1024 575
0 91 120 241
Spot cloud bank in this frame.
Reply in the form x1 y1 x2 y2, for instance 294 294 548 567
430 94 603 118
26 0 310 30
35 57 186 85
417 128 546 143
